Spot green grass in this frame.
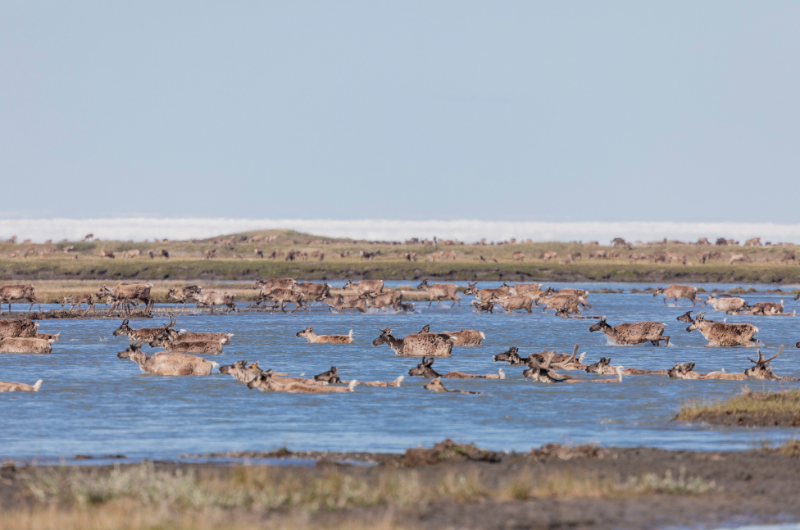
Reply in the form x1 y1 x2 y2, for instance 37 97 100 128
677 388 800 425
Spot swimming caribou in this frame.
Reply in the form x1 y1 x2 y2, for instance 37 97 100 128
372 327 454 357
588 319 669 347
408 357 504 379
117 344 218 375
296 327 354 344
0 379 42 392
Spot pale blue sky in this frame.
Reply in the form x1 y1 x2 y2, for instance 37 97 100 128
1 2 798 222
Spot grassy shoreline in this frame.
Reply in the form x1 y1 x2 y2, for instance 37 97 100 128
2 257 800 283
676 388 800 427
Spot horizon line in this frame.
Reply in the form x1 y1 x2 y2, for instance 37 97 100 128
0 218 799 244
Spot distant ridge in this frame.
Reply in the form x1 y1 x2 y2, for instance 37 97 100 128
0 218 799 244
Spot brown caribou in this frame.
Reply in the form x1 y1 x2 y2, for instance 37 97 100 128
423 378 482 395
247 369 357 394
175 330 233 344
112 316 177 343
372 327 453 357
97 283 154 315
149 336 225 354
61 294 96 315
588 319 669 346
704 294 748 314
408 357 504 379
296 327 354 344
439 329 485 346
0 379 43 392
583 357 667 376
117 344 218 376
749 301 784 316
0 337 54 354
292 282 330 302
491 294 534 314
463 282 510 304
256 278 296 292
166 286 202 308
323 293 368 313
510 283 543 296
0 284 42 313
366 291 404 311
744 347 799 381
524 351 622 384
416 280 461 308
536 294 582 317
191 290 237 314
344 279 384 295
653 284 700 306
685 312 759 346
311 367 403 387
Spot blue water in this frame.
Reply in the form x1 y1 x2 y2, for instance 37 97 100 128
1 281 799 460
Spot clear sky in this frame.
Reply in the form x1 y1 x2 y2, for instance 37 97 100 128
1 2 798 222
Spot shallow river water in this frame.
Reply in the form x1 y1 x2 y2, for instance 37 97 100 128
2 281 799 460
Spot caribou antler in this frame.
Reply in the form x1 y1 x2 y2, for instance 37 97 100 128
748 345 783 366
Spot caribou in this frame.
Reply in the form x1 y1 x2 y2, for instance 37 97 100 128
295 327 354 344
491 294 534 314
149 336 225 354
256 278 296 292
292 282 330 302
311 367 403 387
366 291 404 311
464 282 510 304
323 293 368 313
0 379 42 392
344 279 384 295
247 368 357 394
583 357 668 376
423 378 482 395
416 280 461 308
0 284 42 313
372 327 453 357
97 283 154 316
191 290 237 314
112 316 177 343
588 319 669 346
704 294 748 314
117 344 218 376
523 351 622 384
439 329 485 346
408 357 504 379
685 312 759 346
166 286 202 308
0 337 53 354
61 294 96 315
653 284 700 306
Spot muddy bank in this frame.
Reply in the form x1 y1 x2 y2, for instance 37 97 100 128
3 441 800 529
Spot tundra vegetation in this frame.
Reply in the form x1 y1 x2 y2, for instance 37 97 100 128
677 388 800 426
1 229 800 283
7 438 779 530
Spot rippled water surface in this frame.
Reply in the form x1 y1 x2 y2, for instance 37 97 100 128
2 281 799 460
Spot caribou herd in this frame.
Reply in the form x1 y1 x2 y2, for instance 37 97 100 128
0 276 798 395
